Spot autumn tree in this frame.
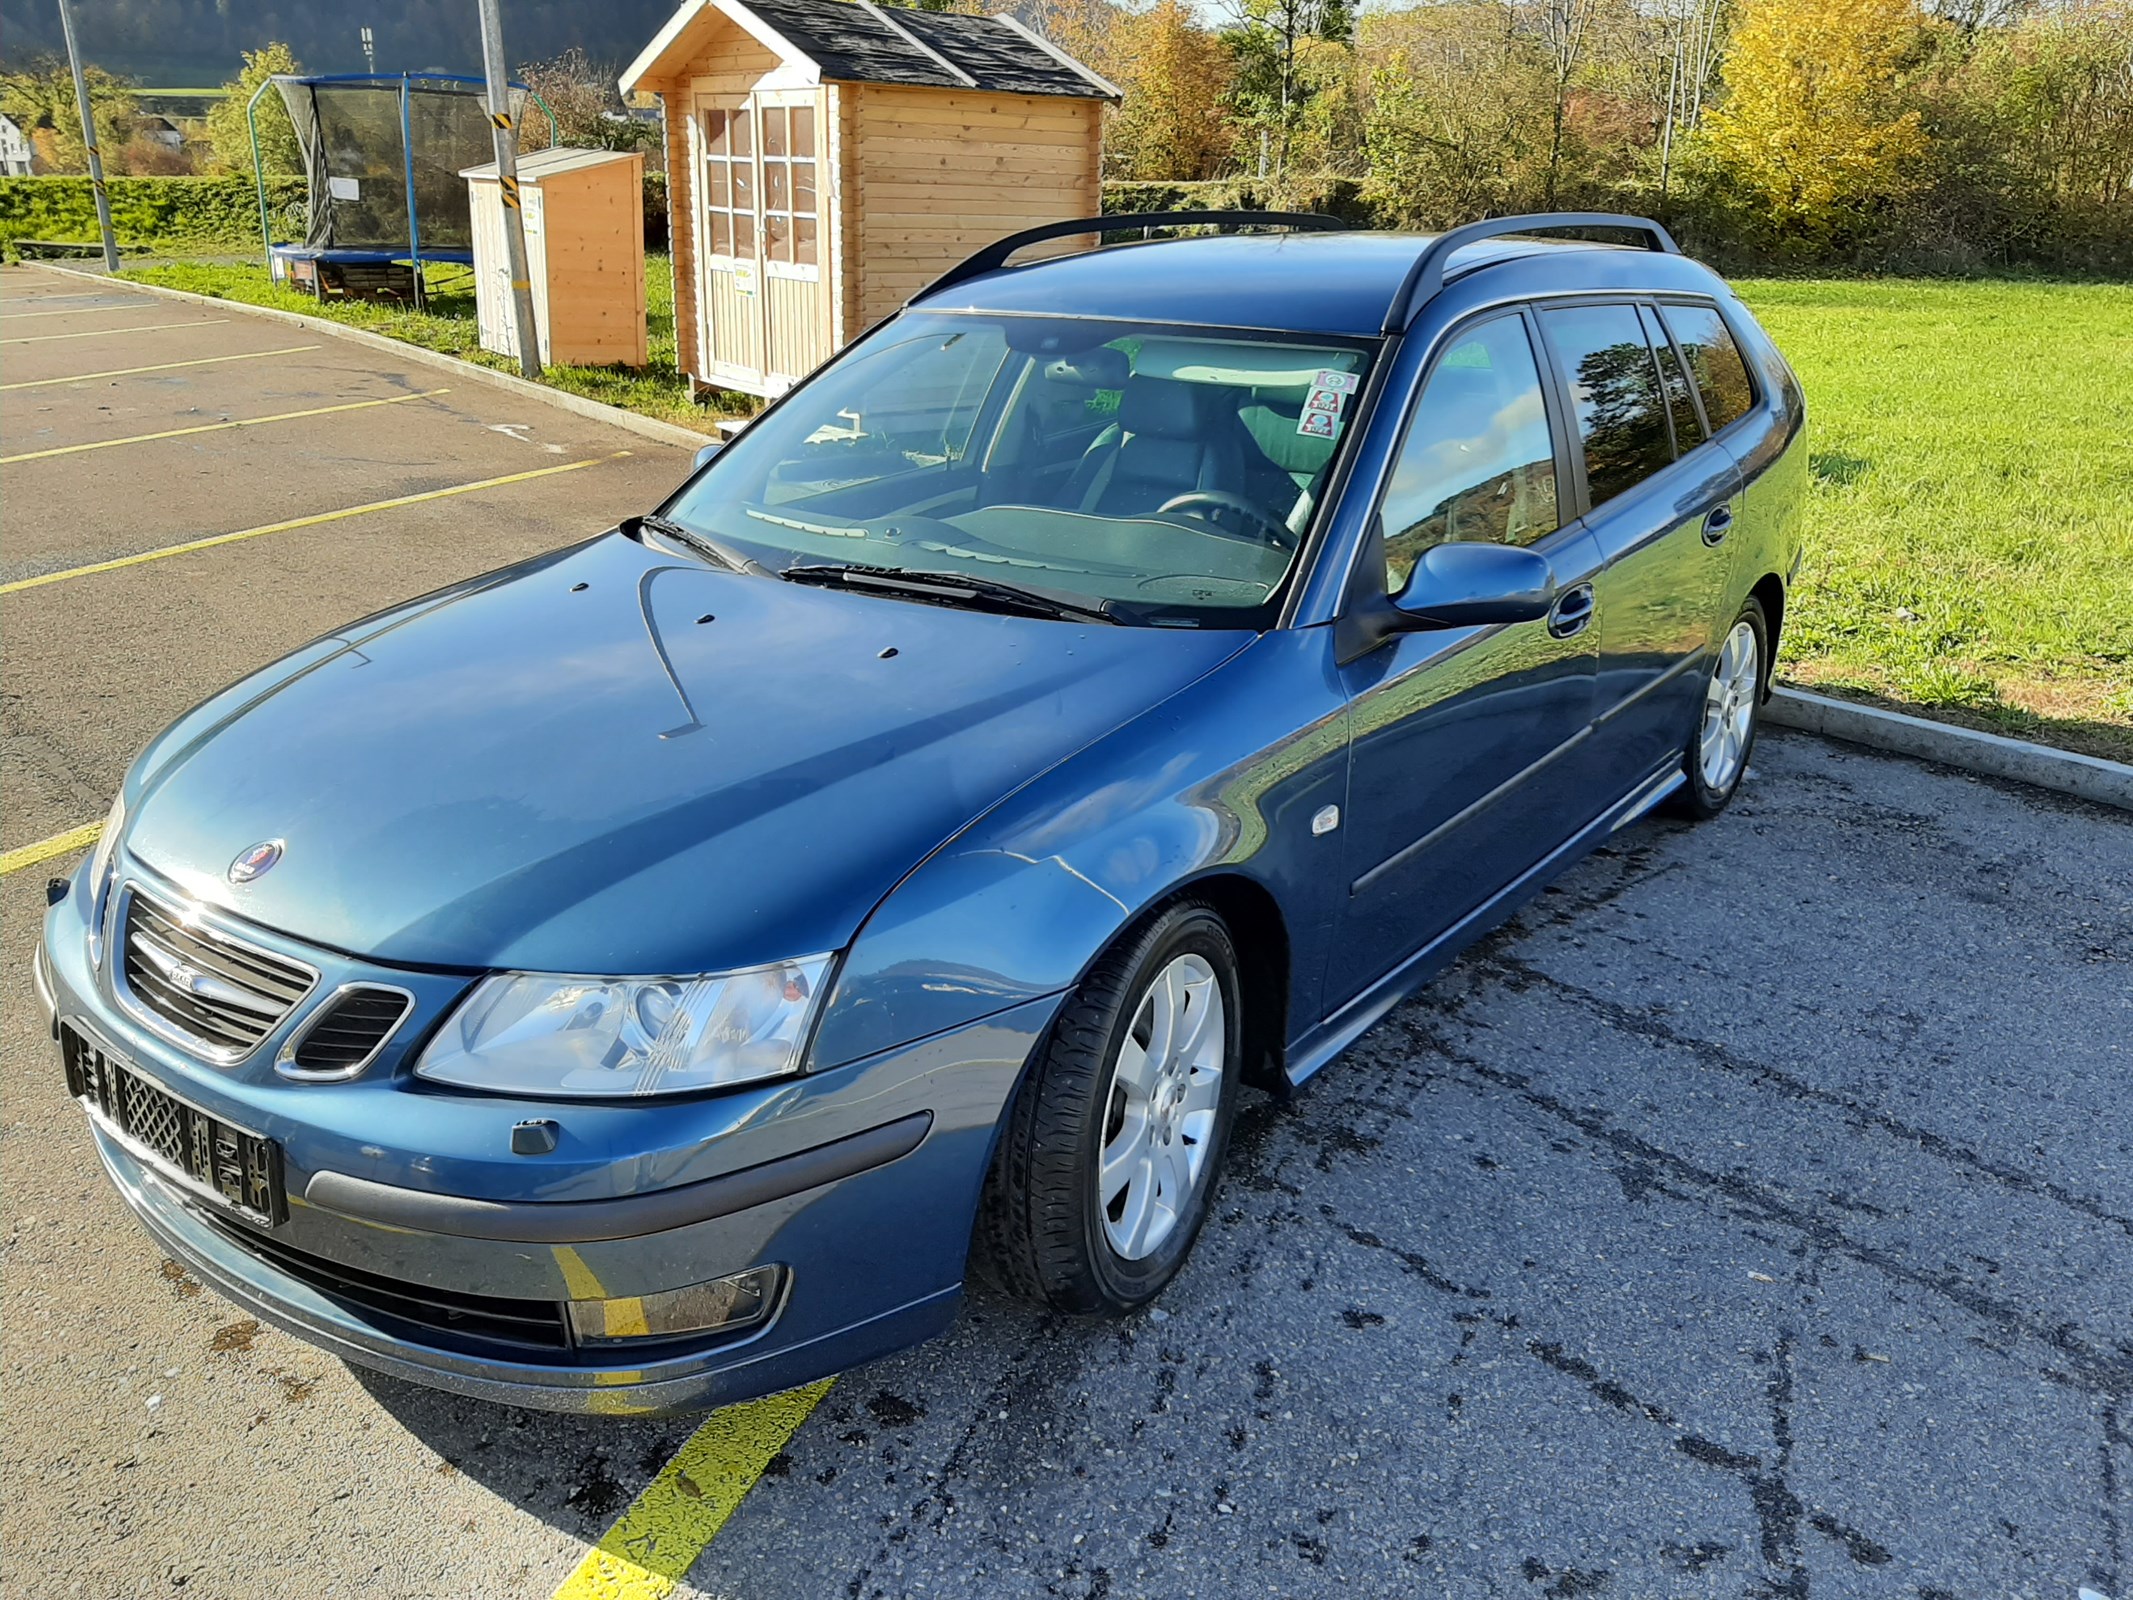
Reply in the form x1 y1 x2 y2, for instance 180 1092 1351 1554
205 44 302 175
1116 3 1238 180
1360 4 1556 223
1699 0 1931 229
0 56 132 174
1222 0 1355 176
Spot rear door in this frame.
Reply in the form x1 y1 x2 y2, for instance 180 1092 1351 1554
1535 300 1743 789
1330 308 1603 1008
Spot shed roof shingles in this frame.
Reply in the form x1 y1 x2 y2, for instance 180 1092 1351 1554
739 0 1106 98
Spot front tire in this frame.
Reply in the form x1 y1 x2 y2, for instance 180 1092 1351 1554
1670 597 1767 820
973 901 1242 1314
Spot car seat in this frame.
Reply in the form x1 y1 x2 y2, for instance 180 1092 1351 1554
1061 377 1250 518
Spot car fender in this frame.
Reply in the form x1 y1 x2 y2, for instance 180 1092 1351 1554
811 628 1352 1071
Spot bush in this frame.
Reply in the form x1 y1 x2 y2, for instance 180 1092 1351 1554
0 174 304 252
1103 175 1369 224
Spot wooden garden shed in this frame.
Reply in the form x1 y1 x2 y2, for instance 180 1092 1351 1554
621 0 1117 398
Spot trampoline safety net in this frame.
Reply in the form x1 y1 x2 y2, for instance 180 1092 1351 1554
279 78 528 255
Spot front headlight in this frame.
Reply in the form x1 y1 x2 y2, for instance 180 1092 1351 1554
413 956 833 1099
86 790 126 967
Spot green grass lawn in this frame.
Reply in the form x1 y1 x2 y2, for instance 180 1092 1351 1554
119 253 742 434
112 261 2133 760
1737 278 2133 762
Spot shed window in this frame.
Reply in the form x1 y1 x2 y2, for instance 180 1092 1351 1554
701 100 817 270
700 107 754 259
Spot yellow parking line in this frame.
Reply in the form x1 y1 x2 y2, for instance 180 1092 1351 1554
0 451 633 596
1 318 228 345
0 303 140 321
1 387 451 464
552 1380 835 1600
0 344 321 391
0 302 141 322
0 822 103 877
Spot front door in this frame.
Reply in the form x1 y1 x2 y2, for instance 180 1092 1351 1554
695 90 826 392
1330 309 1602 1010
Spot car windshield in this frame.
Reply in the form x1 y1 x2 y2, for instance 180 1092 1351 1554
661 313 1378 625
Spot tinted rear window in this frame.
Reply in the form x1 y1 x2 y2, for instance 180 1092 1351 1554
1641 304 1705 452
1663 303 1756 432
1539 303 1673 510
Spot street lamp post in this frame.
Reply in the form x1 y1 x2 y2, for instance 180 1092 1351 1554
476 0 543 379
54 0 118 273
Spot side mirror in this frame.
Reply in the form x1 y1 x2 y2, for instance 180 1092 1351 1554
1395 541 1555 628
692 442 722 471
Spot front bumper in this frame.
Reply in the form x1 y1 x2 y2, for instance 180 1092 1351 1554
41 863 1060 1415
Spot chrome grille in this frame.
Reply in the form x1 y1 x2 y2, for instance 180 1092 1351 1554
120 888 316 1060
287 986 413 1077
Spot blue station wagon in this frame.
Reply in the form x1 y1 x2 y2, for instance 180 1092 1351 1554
36 212 1805 1414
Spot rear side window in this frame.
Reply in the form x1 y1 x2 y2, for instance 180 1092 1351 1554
1539 303 1673 510
1663 303 1756 432
1640 304 1705 453
1379 314 1561 592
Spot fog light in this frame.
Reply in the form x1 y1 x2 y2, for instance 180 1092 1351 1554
567 1265 786 1345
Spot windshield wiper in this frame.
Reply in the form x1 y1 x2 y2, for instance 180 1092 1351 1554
779 562 1123 624
626 513 773 577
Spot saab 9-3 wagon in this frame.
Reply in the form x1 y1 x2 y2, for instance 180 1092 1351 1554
37 211 1805 1413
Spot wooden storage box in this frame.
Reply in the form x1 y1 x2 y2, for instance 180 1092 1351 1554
464 147 649 369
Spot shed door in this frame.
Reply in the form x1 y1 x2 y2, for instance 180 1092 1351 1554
695 91 825 393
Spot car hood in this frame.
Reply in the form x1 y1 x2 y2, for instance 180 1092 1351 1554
125 532 1248 973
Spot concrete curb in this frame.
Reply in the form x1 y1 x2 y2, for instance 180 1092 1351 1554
1766 686 2133 812
23 260 719 454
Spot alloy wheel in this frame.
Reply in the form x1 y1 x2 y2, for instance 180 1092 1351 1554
1096 953 1226 1261
1699 618 1760 792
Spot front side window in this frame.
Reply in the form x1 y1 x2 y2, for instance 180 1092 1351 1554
663 314 1376 624
1540 303 1674 511
1662 303 1756 432
1379 314 1561 592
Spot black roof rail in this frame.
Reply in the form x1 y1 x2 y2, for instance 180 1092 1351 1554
912 210 1346 304
1383 212 1681 335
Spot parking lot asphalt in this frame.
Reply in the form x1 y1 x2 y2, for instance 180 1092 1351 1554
4 267 2128 1600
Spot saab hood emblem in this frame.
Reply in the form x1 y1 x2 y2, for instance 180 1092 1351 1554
228 840 284 884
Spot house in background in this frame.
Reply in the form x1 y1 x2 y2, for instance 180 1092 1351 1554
622 0 1116 399
0 114 34 176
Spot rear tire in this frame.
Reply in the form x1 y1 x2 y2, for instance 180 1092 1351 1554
1669 597 1767 820
973 901 1241 1315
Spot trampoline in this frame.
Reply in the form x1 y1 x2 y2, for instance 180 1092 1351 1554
248 72 557 307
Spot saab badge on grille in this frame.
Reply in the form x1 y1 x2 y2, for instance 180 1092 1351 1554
228 840 284 884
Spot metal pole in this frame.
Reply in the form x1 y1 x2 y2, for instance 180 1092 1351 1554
475 0 542 378
54 0 118 273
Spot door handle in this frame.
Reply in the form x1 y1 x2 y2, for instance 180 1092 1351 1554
1547 583 1595 639
1702 504 1735 546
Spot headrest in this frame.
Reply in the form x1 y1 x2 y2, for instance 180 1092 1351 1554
1044 348 1129 389
1120 376 1221 440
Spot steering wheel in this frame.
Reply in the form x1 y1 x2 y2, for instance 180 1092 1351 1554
1156 490 1295 552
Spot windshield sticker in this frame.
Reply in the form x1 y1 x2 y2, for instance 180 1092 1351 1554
1305 385 1346 416
1313 368 1359 394
1298 408 1340 440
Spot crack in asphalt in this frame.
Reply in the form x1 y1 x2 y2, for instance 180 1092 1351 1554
1480 951 2133 1242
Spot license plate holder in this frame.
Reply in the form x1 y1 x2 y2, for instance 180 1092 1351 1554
62 1022 287 1227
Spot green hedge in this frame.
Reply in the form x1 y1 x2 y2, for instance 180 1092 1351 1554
0 175 306 251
